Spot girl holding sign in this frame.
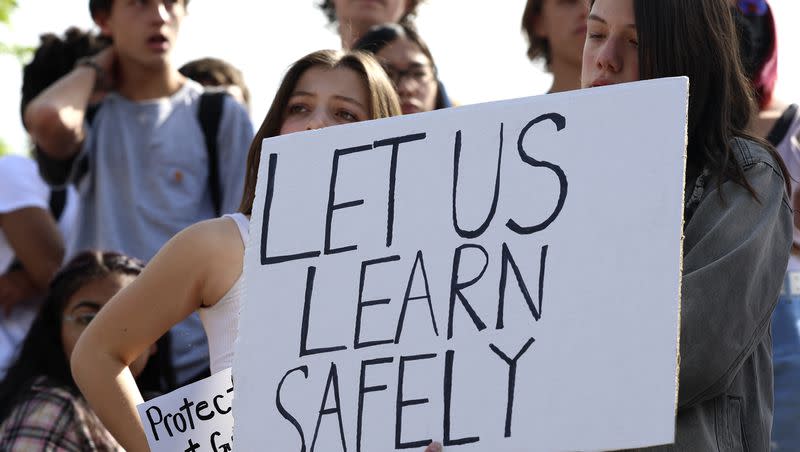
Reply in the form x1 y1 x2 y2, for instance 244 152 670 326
0 251 155 451
70 49 402 451
580 0 791 449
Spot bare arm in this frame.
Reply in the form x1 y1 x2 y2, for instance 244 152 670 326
71 218 243 452
0 206 64 290
0 270 38 315
24 48 114 160
0 206 60 314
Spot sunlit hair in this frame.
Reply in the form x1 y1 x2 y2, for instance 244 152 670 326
0 251 144 425
590 0 789 197
238 50 402 215
179 57 251 108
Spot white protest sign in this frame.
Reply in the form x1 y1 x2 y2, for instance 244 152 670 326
234 78 688 451
137 367 234 452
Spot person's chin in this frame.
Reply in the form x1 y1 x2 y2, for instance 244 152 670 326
401 104 421 115
139 55 170 70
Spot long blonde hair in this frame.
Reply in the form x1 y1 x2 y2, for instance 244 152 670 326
239 49 401 214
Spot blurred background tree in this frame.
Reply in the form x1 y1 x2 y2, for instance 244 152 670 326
0 1 29 61
0 0 30 156
0 138 10 157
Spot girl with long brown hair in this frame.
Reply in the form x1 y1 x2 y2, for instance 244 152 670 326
583 0 790 448
71 49 401 451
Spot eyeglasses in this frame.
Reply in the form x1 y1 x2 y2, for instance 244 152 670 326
63 311 98 327
383 64 436 87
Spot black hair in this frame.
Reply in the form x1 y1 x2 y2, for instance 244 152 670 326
588 0 788 197
731 7 773 81
20 27 107 128
353 22 449 110
0 251 166 425
730 5 776 108
630 0 788 197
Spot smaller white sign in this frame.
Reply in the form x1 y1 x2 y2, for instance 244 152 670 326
136 367 234 452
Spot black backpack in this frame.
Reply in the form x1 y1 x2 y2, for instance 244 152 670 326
196 91 227 217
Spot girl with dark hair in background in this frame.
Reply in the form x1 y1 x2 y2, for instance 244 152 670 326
71 49 401 452
354 22 452 114
582 0 791 449
0 251 155 451
732 0 800 448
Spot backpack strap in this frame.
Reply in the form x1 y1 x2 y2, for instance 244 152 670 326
85 104 101 125
49 188 67 221
766 104 799 147
71 104 102 186
197 91 227 217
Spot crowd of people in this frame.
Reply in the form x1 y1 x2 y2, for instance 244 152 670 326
0 0 797 450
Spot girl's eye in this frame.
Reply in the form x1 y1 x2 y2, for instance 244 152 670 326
629 39 639 47
337 110 358 122
67 311 98 326
588 32 605 40
76 313 97 326
287 104 308 115
411 70 429 82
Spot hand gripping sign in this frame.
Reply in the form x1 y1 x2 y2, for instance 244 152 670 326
152 78 688 452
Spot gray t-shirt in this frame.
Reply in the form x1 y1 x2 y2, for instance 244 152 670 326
69 80 254 384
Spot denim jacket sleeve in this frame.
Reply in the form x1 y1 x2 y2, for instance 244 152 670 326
678 139 792 408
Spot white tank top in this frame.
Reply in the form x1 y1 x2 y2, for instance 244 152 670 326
198 213 248 374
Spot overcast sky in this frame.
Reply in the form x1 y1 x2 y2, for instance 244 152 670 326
1 0 798 155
